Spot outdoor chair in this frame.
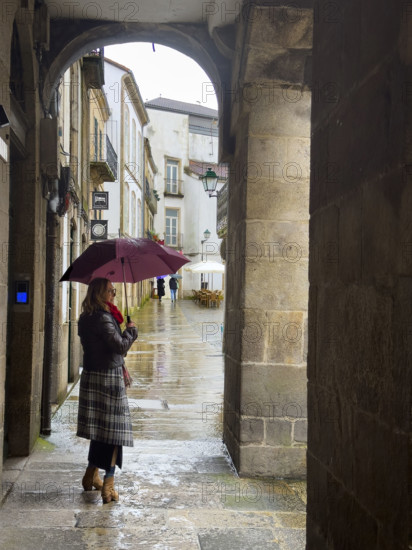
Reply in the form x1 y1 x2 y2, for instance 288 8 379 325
199 292 208 307
209 292 218 308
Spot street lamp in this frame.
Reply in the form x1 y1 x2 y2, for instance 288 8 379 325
201 229 211 261
200 167 218 197
201 229 211 289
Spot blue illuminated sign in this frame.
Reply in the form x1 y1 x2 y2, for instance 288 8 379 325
16 292 28 304
15 281 29 305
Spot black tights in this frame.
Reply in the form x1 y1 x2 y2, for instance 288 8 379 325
88 440 122 472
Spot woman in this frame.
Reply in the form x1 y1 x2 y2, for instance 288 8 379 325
77 277 138 503
157 277 165 302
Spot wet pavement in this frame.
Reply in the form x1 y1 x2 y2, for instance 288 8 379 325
0 298 306 549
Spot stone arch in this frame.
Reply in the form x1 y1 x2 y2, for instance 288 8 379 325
10 21 26 110
40 21 233 155
9 14 37 150
38 9 312 480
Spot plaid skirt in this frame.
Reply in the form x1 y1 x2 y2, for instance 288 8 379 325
77 366 133 447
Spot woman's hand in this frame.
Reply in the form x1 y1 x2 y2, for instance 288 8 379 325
126 321 136 328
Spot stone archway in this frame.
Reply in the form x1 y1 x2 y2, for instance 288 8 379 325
38 6 312 480
40 20 234 159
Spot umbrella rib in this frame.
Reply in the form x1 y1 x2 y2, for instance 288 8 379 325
128 255 137 283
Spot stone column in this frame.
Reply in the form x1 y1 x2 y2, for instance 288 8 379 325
5 9 46 456
223 4 312 477
0 39 11 476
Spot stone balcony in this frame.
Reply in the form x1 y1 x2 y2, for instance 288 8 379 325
145 179 158 215
89 135 117 185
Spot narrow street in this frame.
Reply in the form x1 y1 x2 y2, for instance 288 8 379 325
0 299 306 550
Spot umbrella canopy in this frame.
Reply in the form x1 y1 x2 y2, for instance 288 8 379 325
60 238 190 284
169 273 183 279
185 260 225 274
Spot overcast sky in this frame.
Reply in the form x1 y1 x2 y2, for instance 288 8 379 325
104 43 218 110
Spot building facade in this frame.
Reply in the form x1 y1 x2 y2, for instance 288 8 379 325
102 58 150 313
145 98 226 297
143 137 159 299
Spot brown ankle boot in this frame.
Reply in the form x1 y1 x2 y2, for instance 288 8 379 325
101 476 119 503
82 467 103 491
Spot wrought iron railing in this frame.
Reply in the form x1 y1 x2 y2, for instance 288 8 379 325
106 136 117 180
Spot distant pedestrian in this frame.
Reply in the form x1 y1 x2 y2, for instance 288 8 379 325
169 275 178 302
77 277 138 503
157 277 165 303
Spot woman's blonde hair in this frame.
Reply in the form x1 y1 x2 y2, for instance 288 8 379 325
81 277 110 315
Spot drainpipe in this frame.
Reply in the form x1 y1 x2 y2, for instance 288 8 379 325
141 133 146 303
67 225 74 381
141 132 145 239
41 198 59 435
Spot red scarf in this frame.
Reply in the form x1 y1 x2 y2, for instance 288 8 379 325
105 301 124 325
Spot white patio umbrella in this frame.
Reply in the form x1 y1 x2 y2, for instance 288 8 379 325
185 260 225 290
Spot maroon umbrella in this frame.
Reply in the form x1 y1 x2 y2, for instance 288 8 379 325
60 237 190 319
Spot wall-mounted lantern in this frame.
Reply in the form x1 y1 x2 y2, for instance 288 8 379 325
200 167 218 197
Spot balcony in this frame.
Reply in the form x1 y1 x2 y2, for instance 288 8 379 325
90 135 117 185
106 137 118 179
82 48 105 89
145 178 158 215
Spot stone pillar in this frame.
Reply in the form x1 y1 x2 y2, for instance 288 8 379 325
5 7 46 457
307 2 411 548
223 5 312 477
0 2 14 472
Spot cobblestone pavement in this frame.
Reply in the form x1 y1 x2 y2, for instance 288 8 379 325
0 298 306 550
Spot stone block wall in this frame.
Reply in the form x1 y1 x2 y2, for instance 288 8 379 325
223 5 311 478
307 1 411 548
0 1 15 472
1 2 48 461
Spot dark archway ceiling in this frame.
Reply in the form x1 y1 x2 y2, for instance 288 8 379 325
43 0 240 26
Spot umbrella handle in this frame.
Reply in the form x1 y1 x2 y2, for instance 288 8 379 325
121 257 129 319
127 315 131 323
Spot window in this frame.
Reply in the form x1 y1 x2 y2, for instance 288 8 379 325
166 159 179 194
131 191 136 236
165 208 178 246
132 120 136 168
124 182 130 234
138 132 142 174
137 199 141 237
124 106 130 164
